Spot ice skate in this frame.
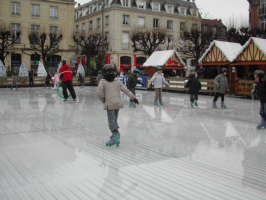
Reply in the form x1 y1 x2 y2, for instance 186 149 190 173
221 101 227 109
154 99 158 106
132 103 136 108
191 101 194 108
106 133 120 147
129 101 133 108
257 118 266 129
159 100 164 106
213 101 217 108
194 99 198 107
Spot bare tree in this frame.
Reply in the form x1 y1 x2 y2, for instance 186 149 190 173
130 27 167 56
73 33 108 75
22 32 63 69
225 13 249 29
177 29 217 67
0 23 21 65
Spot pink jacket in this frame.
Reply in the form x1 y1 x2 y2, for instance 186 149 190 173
53 74 59 82
97 78 135 110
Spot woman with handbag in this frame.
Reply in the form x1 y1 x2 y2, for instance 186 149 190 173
213 68 229 109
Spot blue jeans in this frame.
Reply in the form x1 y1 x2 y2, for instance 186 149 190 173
107 109 119 133
260 103 266 119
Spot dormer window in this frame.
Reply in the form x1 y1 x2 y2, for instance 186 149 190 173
202 25 207 32
167 6 173 13
192 10 197 17
138 1 144 9
154 3 159 11
123 0 129 7
180 7 185 15
212 27 217 34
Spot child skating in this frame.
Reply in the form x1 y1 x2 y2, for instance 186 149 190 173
213 68 229 109
254 70 266 129
185 71 202 107
126 69 143 108
147 66 170 106
97 64 139 147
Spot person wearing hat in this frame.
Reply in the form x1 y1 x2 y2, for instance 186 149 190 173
97 64 139 147
213 68 229 108
147 66 170 106
254 70 266 129
126 68 143 108
185 71 202 107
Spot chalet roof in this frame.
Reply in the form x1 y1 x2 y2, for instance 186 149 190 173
241 37 266 56
143 50 186 67
199 40 242 63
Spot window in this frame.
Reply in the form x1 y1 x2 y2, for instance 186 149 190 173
202 25 207 32
191 59 196 66
154 3 159 11
123 0 129 7
123 15 130 25
50 26 58 46
167 20 173 30
212 27 217 34
105 32 109 51
82 23 85 32
122 32 129 49
180 22 185 31
11 2 20 15
89 21 92 30
260 0 266 15
153 19 159 28
192 10 197 16
97 18 100 28
193 24 198 30
76 25 79 33
11 23 21 44
180 8 185 15
31 25 40 38
139 1 144 9
167 6 172 13
105 15 109 26
261 19 266 29
50 7 58 19
220 28 225 35
167 36 173 50
31 5 40 17
138 17 145 27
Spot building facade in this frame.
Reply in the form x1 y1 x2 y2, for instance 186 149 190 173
247 0 266 29
74 0 201 73
201 19 227 41
0 0 76 73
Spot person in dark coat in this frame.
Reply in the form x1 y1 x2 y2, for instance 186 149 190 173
185 71 202 107
126 69 143 108
44 71 52 89
213 68 229 109
29 71 34 88
254 70 266 129
197 66 205 79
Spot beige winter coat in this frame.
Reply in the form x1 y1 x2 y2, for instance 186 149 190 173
97 78 136 110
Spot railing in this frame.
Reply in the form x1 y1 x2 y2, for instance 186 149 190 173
0 76 255 98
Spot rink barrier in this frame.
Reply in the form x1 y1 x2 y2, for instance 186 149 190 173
0 76 254 97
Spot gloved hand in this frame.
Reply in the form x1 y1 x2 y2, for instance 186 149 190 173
133 98 139 105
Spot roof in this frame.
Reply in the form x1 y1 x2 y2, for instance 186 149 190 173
201 19 226 28
199 40 243 63
241 37 266 56
143 50 186 67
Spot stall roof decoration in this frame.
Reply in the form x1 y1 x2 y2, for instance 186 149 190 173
241 37 266 56
199 40 242 63
143 50 186 67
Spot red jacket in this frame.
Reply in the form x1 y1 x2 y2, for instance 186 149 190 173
60 64 73 82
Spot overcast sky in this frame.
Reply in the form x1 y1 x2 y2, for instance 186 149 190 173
75 0 249 27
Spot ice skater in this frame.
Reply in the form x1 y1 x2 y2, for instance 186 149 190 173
96 64 139 147
254 70 266 129
44 71 52 89
126 69 143 108
185 71 202 107
10 71 18 91
147 66 170 106
53 70 59 90
213 68 229 109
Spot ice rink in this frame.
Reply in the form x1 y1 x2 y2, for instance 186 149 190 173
0 86 266 200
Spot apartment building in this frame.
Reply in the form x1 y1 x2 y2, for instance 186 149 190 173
201 19 227 41
0 0 76 72
247 0 266 29
75 0 201 72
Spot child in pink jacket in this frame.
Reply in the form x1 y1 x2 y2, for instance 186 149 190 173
53 70 60 90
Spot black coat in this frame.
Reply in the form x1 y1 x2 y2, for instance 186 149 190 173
185 78 201 93
257 81 266 103
126 74 142 89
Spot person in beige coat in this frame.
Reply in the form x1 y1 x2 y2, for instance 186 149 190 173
97 64 139 147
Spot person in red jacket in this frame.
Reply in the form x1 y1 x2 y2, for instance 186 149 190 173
59 60 77 102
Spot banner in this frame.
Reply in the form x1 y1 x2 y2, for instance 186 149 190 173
119 75 147 89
